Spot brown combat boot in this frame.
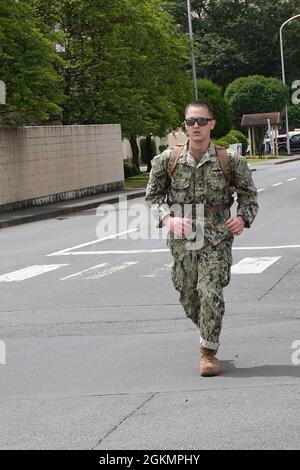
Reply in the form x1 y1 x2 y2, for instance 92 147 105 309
200 346 220 377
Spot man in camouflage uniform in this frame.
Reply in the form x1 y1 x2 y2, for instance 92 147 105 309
145 100 259 376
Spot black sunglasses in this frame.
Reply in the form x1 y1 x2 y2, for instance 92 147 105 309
185 117 214 127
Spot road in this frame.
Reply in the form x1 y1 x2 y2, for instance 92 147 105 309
0 161 299 449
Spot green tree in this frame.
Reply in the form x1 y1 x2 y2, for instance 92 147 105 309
171 0 300 88
225 75 289 151
287 104 300 130
0 0 63 124
225 75 289 126
197 79 232 138
32 0 192 170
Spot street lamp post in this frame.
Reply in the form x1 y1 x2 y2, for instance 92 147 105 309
279 14 300 155
187 0 198 100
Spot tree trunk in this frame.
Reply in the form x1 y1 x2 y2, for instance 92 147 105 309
146 135 153 173
129 135 140 173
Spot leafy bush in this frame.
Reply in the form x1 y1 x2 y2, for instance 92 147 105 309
123 160 140 178
225 75 289 129
227 130 248 155
159 144 168 153
212 139 229 149
222 134 238 145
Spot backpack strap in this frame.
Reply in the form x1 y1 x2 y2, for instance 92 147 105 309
167 144 185 178
215 145 251 196
215 145 231 183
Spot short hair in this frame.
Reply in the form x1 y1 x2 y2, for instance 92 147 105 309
185 100 215 119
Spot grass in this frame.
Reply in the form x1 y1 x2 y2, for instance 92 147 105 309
245 156 283 164
125 172 150 189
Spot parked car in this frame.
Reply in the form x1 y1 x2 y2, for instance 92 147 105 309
264 131 300 154
278 132 300 153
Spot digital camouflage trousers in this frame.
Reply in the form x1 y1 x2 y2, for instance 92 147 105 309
169 239 233 351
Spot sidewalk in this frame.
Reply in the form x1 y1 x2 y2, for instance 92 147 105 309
0 154 299 229
0 188 146 229
248 154 300 169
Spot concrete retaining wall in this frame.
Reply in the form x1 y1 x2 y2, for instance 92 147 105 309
0 124 124 211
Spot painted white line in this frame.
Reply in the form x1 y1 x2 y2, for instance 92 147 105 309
52 249 170 256
233 245 300 250
257 188 265 192
62 262 138 280
287 178 296 182
143 264 172 278
0 265 68 282
60 263 106 280
231 256 281 274
84 261 138 280
46 244 300 256
47 229 138 256
271 183 283 187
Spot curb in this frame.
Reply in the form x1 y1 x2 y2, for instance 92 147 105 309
0 190 146 229
274 156 300 165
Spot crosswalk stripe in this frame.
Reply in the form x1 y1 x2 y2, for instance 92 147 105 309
61 261 138 280
0 265 68 282
231 256 281 274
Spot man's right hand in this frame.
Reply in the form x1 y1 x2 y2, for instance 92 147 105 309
163 216 192 238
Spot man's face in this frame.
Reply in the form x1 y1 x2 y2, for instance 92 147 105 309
184 105 216 143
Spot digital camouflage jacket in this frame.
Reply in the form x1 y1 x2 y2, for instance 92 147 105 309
145 141 259 247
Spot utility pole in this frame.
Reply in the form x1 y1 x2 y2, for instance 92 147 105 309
187 0 198 100
279 14 300 155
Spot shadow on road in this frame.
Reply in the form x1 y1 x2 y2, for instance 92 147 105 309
220 360 300 378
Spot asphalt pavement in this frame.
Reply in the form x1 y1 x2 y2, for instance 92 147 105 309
0 158 299 449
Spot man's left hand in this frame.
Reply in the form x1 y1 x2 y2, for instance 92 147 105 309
225 216 245 236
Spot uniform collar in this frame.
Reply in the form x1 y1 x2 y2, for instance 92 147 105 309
182 140 217 168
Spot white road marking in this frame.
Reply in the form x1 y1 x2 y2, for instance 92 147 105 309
271 183 282 187
233 245 300 250
47 229 138 257
60 263 107 280
61 261 138 280
53 249 170 256
231 256 281 274
46 245 300 257
0 265 68 282
143 264 172 278
257 188 265 192
287 178 296 182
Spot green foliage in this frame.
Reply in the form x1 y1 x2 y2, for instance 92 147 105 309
222 134 238 145
286 104 300 130
140 137 157 164
225 75 289 128
159 144 169 153
212 139 229 149
227 130 248 155
123 160 140 178
0 0 63 124
31 0 191 137
171 0 300 88
196 79 232 138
